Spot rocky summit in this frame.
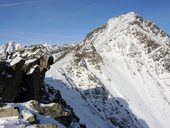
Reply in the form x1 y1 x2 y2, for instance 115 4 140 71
0 12 170 128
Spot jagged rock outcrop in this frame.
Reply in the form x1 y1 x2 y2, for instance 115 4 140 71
0 45 54 102
0 43 84 128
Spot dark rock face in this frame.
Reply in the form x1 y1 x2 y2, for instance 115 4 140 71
0 46 54 103
0 60 25 102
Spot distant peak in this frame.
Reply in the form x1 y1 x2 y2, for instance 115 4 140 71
0 41 24 54
8 41 16 45
125 12 139 17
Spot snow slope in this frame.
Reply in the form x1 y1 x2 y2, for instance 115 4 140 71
46 54 111 128
46 12 170 128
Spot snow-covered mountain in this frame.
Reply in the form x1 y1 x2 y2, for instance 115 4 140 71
0 12 170 128
45 12 170 128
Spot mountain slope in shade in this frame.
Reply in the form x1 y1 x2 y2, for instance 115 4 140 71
45 12 170 128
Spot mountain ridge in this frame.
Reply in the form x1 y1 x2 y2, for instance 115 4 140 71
45 12 170 128
0 12 170 128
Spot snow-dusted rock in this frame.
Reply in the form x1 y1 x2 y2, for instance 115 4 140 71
0 45 54 102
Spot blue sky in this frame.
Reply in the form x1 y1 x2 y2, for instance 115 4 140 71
0 0 169 45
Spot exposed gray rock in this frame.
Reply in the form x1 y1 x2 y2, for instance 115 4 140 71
31 100 73 127
0 108 19 117
19 124 26 128
26 114 39 124
33 124 57 128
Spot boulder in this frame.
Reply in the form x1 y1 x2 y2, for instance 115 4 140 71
33 124 57 128
19 124 26 128
0 108 19 118
26 114 39 124
40 55 54 69
31 101 73 127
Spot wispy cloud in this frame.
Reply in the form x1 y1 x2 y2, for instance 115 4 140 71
0 0 57 8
